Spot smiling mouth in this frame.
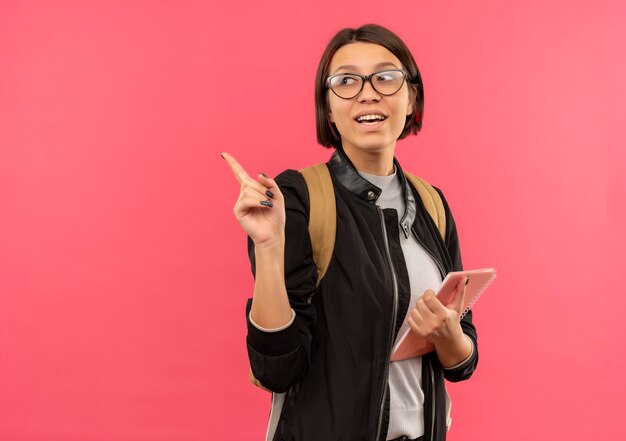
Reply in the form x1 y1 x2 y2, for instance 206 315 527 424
355 114 387 124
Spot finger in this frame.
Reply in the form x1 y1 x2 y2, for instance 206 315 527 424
241 186 273 203
257 173 283 201
407 315 421 335
415 296 438 322
421 289 449 320
239 176 276 202
238 193 274 208
410 306 425 324
409 308 434 338
221 152 250 184
416 290 437 314
408 308 425 333
235 196 274 216
449 276 467 313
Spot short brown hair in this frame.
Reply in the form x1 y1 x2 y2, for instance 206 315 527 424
315 24 424 149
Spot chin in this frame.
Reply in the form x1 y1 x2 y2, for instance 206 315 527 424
345 135 396 152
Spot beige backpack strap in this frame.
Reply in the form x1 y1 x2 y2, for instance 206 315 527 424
299 163 336 286
404 172 447 240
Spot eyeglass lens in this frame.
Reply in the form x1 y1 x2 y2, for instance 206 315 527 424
328 70 406 99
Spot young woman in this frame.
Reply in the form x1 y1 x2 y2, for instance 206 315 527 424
223 24 478 441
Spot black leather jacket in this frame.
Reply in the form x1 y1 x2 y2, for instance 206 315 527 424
246 149 478 441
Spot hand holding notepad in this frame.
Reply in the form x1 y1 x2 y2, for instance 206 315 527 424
391 268 496 362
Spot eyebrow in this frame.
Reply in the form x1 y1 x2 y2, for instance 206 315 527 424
332 61 399 74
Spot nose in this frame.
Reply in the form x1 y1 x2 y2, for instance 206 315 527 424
357 78 381 102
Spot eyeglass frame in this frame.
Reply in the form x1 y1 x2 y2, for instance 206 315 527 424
325 68 410 100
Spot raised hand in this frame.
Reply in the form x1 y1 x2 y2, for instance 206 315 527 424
221 152 286 247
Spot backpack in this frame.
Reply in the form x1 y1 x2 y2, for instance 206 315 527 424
249 163 447 391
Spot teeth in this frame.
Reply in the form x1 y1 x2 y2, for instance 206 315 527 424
356 114 386 122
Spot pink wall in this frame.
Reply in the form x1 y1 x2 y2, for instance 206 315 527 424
1 1 625 440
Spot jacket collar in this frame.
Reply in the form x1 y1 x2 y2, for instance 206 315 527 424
327 148 417 238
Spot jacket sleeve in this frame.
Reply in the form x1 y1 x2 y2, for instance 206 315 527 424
435 187 479 383
245 169 318 393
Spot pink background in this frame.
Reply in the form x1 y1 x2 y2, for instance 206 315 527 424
1 1 625 440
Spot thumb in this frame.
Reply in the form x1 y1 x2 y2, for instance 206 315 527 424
449 276 467 314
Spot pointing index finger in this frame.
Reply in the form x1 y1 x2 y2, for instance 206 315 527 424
221 152 249 184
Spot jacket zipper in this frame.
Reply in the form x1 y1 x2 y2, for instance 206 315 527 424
408 226 446 279
408 225 442 441
429 359 436 441
374 207 399 441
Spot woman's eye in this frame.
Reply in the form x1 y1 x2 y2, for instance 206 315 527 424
375 73 394 82
339 76 357 85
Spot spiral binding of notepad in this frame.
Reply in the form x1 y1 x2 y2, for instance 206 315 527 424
459 270 497 319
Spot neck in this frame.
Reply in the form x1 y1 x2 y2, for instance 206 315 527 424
341 142 396 176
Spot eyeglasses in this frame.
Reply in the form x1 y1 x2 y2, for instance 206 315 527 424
326 69 408 99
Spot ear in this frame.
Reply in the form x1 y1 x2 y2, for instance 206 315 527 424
406 101 413 116
328 110 335 123
406 85 416 116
